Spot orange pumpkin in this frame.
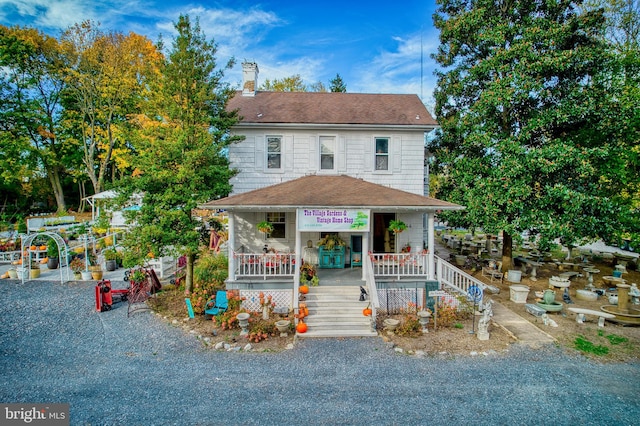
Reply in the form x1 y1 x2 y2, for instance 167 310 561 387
299 285 309 294
30 245 37 251
363 307 372 316
296 320 307 333
39 245 47 251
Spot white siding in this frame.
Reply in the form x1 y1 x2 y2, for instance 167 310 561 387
228 128 425 195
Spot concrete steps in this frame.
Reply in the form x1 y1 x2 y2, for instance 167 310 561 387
298 285 377 338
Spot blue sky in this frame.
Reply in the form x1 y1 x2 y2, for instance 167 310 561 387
0 0 441 109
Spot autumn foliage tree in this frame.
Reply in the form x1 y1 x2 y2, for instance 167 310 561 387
60 21 162 195
0 25 70 213
430 0 637 269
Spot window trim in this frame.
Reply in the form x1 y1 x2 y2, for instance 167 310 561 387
265 211 286 239
374 136 392 174
319 135 336 173
265 135 283 172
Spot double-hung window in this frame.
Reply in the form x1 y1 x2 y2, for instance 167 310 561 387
266 212 286 239
267 136 282 169
375 137 389 171
320 136 335 171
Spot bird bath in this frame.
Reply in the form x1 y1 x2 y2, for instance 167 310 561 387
583 267 600 287
237 313 251 336
383 318 400 331
275 320 291 336
601 284 640 325
602 276 625 287
417 310 431 333
549 276 571 289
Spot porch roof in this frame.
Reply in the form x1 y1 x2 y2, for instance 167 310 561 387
199 175 463 212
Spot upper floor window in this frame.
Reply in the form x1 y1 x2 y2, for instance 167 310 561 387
266 212 286 238
375 137 389 171
267 136 282 169
320 136 335 170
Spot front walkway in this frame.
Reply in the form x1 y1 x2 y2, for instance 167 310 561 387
434 237 557 347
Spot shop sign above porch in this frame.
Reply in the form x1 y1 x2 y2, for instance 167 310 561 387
297 209 370 232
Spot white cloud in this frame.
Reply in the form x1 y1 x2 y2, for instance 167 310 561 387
353 31 440 106
0 0 100 30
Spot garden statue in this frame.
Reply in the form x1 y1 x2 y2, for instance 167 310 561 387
477 300 493 341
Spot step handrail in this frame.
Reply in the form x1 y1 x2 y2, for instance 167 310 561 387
435 255 485 302
363 254 380 323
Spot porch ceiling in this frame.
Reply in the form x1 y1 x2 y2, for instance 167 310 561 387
199 175 464 212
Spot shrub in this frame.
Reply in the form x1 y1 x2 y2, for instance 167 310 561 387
194 251 228 286
395 314 422 337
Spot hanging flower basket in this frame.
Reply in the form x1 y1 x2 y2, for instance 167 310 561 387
256 221 274 234
388 219 407 235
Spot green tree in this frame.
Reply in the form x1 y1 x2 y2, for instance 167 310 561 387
0 25 70 213
260 74 307 91
329 73 347 92
430 0 631 270
118 15 241 292
308 81 327 92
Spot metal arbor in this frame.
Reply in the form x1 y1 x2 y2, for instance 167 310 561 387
19 232 70 284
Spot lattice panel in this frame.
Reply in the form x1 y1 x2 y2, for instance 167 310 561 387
377 288 423 314
240 290 293 313
376 288 460 314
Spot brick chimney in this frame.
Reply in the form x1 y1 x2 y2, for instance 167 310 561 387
242 61 259 96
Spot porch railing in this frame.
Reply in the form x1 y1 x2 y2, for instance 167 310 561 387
234 252 295 279
369 252 429 279
436 255 485 301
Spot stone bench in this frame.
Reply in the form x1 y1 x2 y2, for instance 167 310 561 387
568 307 615 327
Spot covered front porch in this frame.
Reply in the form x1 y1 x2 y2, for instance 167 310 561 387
199 175 464 336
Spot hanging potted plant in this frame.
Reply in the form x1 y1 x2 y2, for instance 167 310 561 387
256 221 274 234
388 219 407 235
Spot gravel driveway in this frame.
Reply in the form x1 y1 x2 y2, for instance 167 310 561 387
1 279 638 426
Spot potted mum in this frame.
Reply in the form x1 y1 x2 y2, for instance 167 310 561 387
70 257 84 280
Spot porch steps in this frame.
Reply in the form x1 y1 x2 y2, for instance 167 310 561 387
298 286 377 338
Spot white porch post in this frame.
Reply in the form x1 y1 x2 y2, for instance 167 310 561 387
294 217 302 314
228 212 236 281
362 232 369 281
427 212 435 280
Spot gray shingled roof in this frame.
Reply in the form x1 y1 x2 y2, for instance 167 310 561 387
227 91 437 128
200 175 463 211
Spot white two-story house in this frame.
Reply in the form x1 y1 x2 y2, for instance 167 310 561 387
200 62 464 332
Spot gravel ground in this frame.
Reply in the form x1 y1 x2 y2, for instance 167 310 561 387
1 279 639 426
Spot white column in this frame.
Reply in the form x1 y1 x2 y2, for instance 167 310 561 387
228 212 236 281
362 232 369 281
294 219 302 314
427 212 435 280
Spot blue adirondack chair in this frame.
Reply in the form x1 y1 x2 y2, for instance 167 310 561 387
205 290 228 316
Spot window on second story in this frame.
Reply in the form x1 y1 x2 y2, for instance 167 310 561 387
266 212 286 238
267 136 282 169
375 137 389 171
320 136 335 170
